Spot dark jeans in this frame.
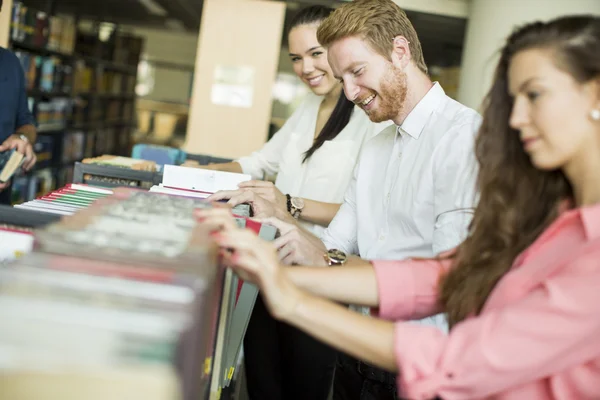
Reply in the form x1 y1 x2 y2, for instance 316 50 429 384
243 294 336 400
333 352 399 400
333 353 442 400
0 182 11 205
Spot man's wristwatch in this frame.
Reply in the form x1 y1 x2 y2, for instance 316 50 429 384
324 249 347 266
287 195 305 219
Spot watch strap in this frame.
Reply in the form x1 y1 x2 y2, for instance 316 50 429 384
286 194 292 213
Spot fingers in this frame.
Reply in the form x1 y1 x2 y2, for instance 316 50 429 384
227 190 255 207
23 145 36 171
238 180 274 188
277 243 294 262
220 249 260 284
195 208 239 232
0 181 8 191
272 233 290 250
0 139 16 153
13 139 27 155
213 228 264 254
206 189 243 202
258 216 295 234
281 252 299 265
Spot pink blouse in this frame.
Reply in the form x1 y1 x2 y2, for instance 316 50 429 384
373 204 600 400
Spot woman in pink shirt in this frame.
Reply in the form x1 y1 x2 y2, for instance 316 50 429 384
199 15 600 400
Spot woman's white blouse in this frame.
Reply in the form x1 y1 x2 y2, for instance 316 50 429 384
237 92 390 237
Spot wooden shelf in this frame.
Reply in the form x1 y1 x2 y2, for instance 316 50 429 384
11 40 74 60
12 40 137 76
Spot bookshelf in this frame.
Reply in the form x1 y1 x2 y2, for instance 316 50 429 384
7 0 144 204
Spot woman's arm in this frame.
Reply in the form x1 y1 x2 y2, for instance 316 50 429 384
213 227 398 372
208 181 341 227
297 199 341 226
285 261 380 307
212 215 600 400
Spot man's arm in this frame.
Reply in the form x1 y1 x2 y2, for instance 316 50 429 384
15 124 36 145
0 55 37 171
319 161 361 255
432 120 480 254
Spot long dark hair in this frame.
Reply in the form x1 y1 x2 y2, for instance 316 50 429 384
439 15 600 328
289 5 355 163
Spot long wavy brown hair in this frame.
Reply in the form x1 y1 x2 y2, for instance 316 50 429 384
439 15 600 328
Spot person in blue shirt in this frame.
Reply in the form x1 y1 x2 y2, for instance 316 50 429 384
0 0 38 204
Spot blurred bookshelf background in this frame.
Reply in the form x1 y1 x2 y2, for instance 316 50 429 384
4 0 467 205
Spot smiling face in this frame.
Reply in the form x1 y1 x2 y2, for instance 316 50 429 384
508 48 600 172
288 24 338 97
327 36 407 123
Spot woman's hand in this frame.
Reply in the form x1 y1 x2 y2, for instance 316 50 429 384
207 184 293 222
217 225 303 319
195 206 302 319
237 180 287 211
206 189 276 219
195 205 240 231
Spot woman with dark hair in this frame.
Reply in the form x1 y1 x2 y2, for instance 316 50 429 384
198 6 388 400
201 15 600 399
198 5 389 240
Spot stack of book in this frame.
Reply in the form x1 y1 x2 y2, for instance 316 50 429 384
2 166 278 397
1 188 225 400
14 183 113 216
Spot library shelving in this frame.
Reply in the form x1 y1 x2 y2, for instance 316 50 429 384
7 0 144 205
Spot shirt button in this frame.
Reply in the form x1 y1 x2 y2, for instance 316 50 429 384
379 234 385 241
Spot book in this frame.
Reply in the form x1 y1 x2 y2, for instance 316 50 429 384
0 226 34 262
0 149 25 183
14 184 113 215
82 155 157 172
160 165 251 194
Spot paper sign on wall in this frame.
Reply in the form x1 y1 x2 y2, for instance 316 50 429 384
210 65 255 108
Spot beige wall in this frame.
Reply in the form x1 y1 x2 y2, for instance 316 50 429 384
458 0 600 110
392 0 469 18
184 0 285 159
0 0 14 48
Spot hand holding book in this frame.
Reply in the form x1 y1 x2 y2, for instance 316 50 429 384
0 133 37 175
0 149 25 186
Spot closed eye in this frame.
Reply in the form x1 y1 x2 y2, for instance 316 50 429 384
526 91 540 102
353 67 364 76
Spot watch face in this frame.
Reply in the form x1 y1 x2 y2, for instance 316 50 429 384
291 197 305 209
327 249 347 264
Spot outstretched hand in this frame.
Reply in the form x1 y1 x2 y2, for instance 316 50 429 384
258 217 328 266
237 180 287 210
195 206 302 319
207 180 294 222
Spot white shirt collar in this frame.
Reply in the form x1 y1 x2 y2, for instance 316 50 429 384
398 82 445 140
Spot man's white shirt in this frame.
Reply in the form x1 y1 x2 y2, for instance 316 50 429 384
321 83 481 331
